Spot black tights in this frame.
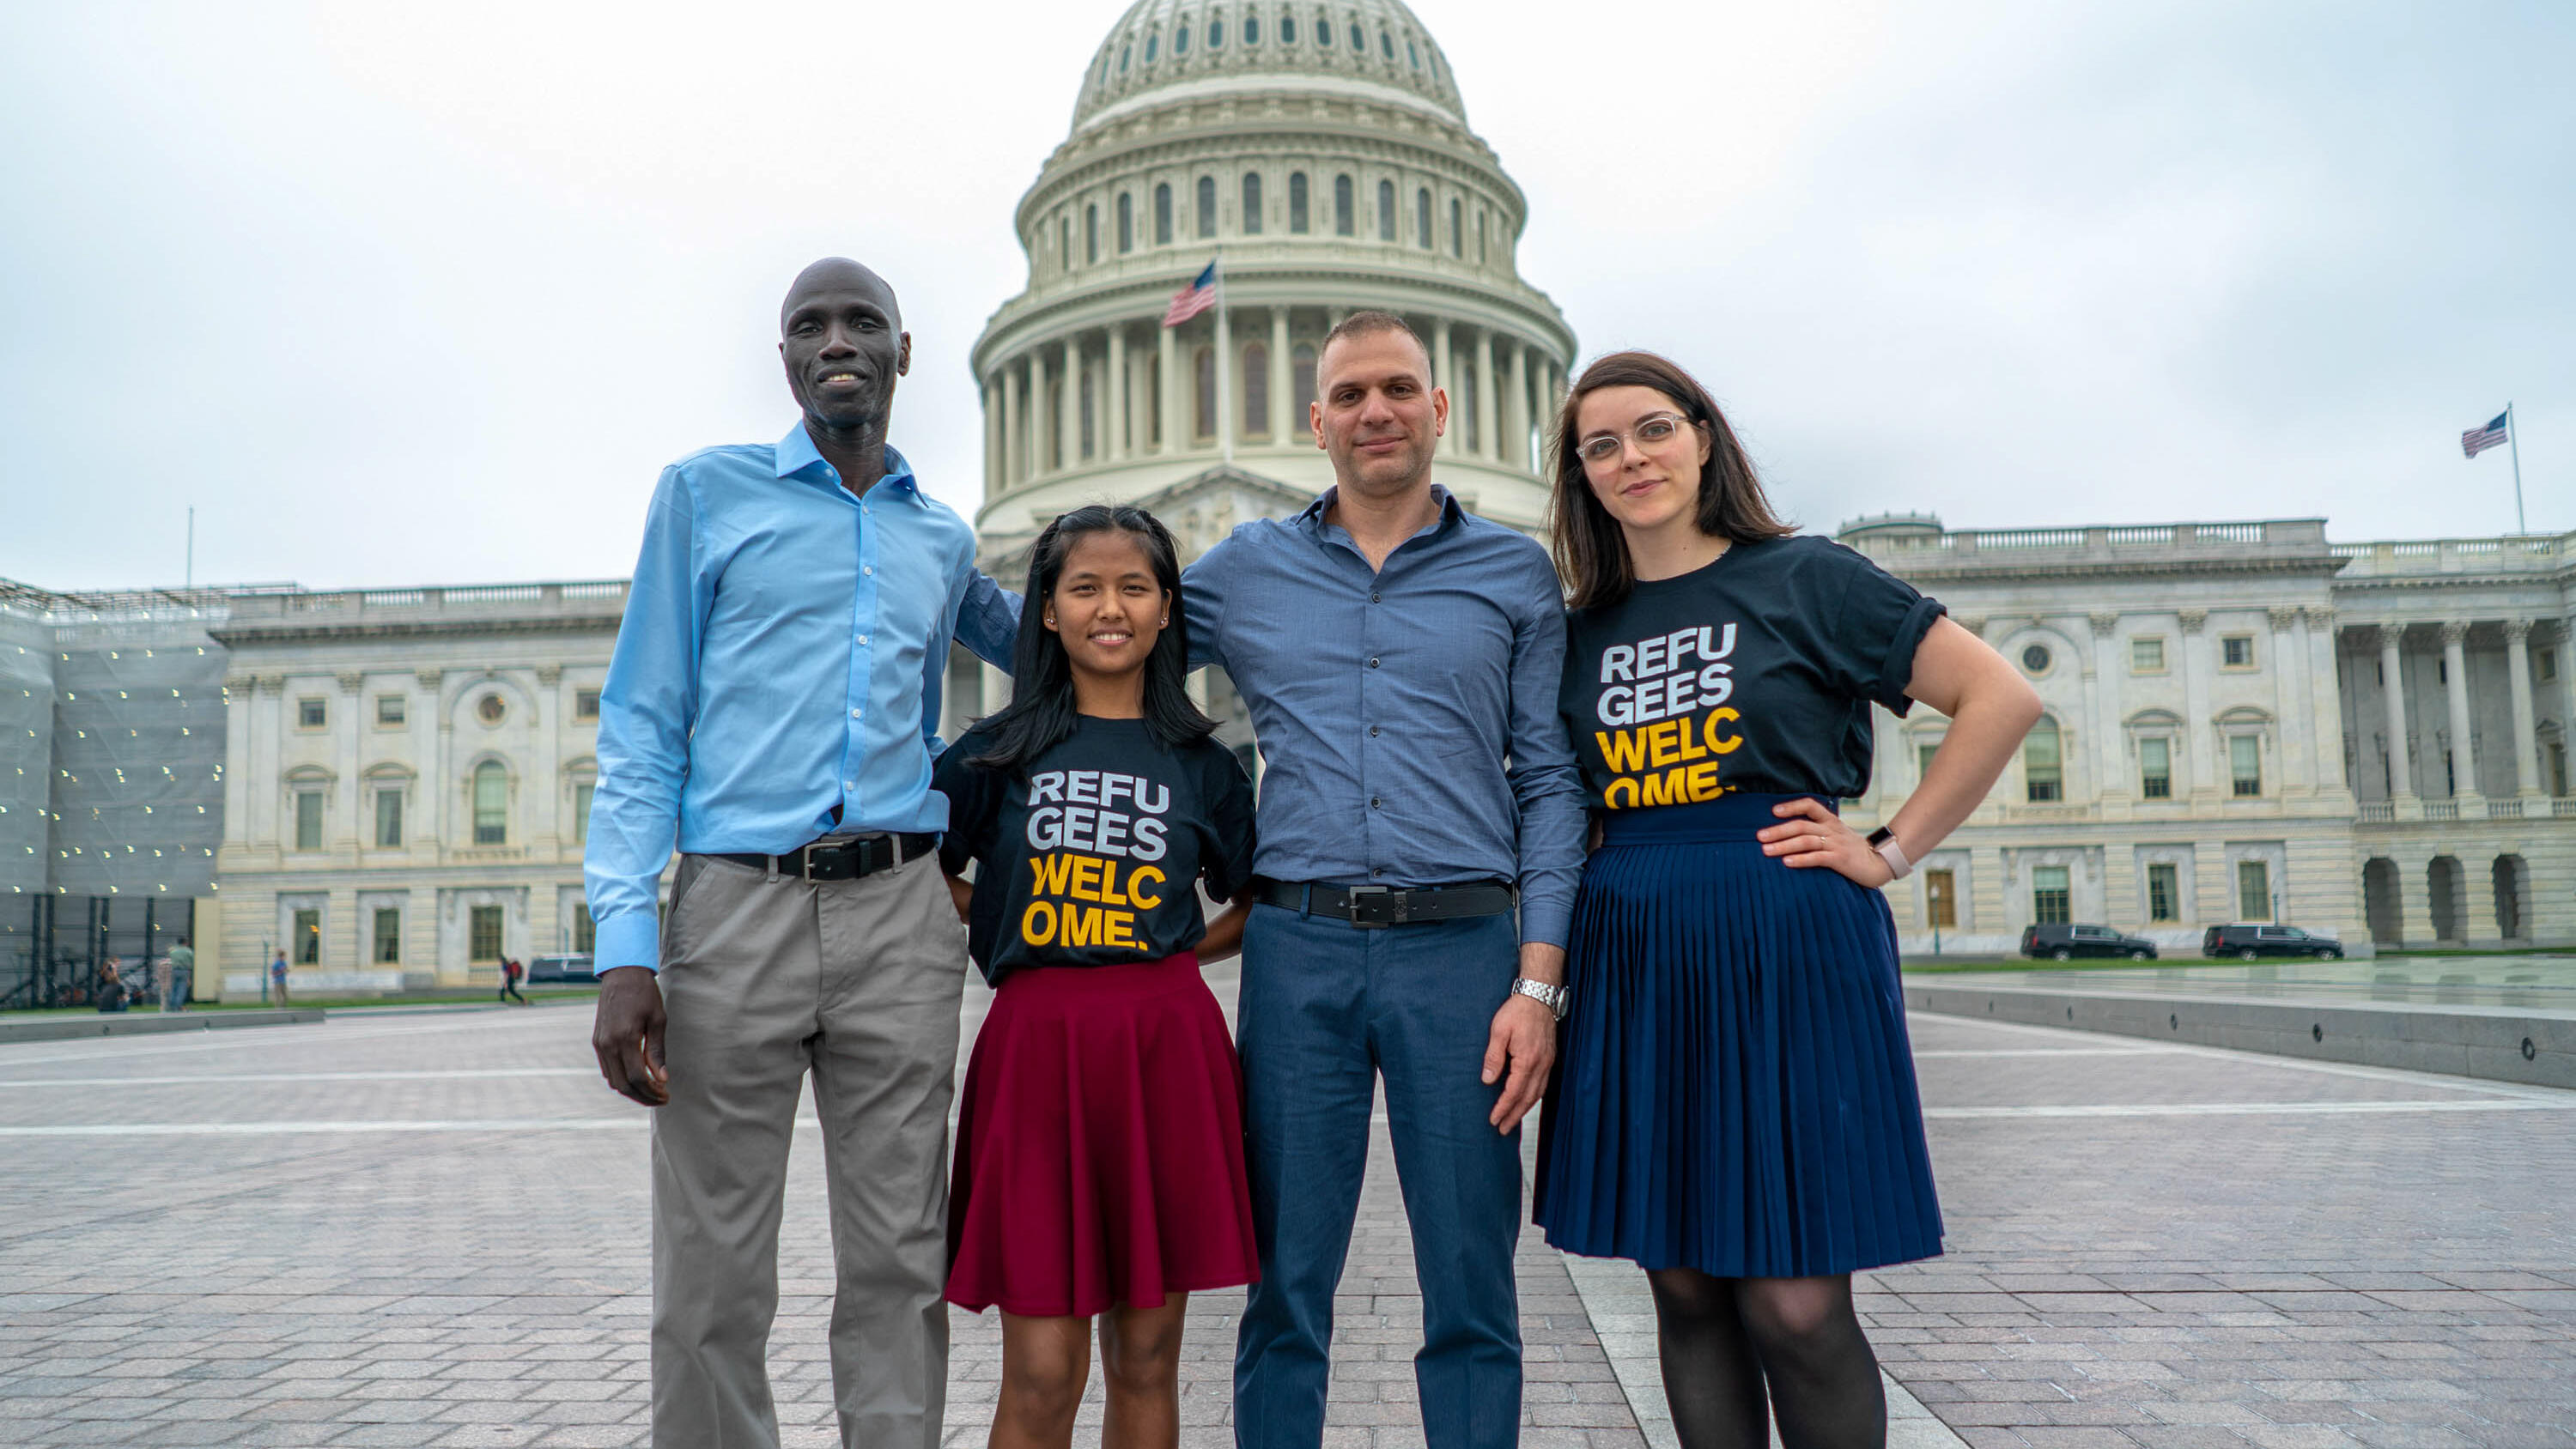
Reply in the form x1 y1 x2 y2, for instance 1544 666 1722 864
1646 1268 1885 1449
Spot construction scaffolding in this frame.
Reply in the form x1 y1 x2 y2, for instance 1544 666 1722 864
1 579 233 1007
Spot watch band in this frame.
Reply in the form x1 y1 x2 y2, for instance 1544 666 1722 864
1510 977 1569 1021
1866 827 1913 881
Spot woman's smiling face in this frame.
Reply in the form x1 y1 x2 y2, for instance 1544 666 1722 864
1045 529 1170 680
1576 385 1712 536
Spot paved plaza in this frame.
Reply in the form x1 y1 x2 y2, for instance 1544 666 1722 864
2 967 2571 1448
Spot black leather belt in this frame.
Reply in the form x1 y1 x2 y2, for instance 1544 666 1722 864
711 833 938 882
1253 877 1517 929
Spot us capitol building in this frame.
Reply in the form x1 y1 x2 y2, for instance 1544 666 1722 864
3 0 2571 998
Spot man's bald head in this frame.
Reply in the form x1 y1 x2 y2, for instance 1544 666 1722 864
781 257 902 335
780 258 910 441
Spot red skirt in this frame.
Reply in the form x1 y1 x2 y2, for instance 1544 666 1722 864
946 951 1259 1318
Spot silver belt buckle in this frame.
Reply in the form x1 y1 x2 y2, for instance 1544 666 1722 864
1345 884 1401 928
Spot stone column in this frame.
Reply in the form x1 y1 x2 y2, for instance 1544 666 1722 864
2379 627 2415 805
1000 359 1023 489
2306 609 2347 791
1057 336 1078 471
1105 327 1127 461
1213 308 1233 448
336 671 363 851
981 375 1002 498
2268 606 2306 793
981 662 1011 719
2178 609 2217 800
1432 320 1455 456
535 665 563 849
2087 613 2123 801
2440 621 2478 802
1473 328 1498 458
1030 345 1053 476
1158 323 1180 454
2504 619 2542 797
1505 342 1531 470
1268 309 1291 444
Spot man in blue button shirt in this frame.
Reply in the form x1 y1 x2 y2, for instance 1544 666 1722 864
1186 313 1588 1449
585 258 1015 1449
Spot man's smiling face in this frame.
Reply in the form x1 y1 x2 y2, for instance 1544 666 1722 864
779 259 909 436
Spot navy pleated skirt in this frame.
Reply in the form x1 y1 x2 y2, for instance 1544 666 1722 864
1534 793 1944 1277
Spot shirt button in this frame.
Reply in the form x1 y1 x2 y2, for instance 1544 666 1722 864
1370 796 1382 809
1371 868 1384 878
863 567 873 577
843 779 856 790
1369 724 1381 737
1367 657 1379 669
850 708 864 719
858 634 870 646
1370 591 1381 603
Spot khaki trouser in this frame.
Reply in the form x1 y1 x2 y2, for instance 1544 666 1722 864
651 850 969 1449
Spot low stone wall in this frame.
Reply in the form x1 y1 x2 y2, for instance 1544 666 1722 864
1903 980 2574 1090
0 1008 325 1045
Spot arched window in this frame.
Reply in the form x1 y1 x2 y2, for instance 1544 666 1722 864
1317 10 1333 45
1246 15 1259 44
1288 172 1309 233
1206 13 1223 48
1154 183 1173 245
1242 340 1269 436
1379 28 1392 58
1242 172 1263 234
1334 174 1353 235
1292 343 1316 425
472 761 508 845
1196 175 1217 239
1121 43 1132 72
1193 347 1216 439
1376 179 1394 240
2024 718 2063 802
1085 203 1100 264
1475 208 1486 264
1145 31 1158 60
1117 192 1133 253
1449 196 1461 256
1407 37 1419 67
1349 21 1362 50
1056 216 1069 271
1280 15 1296 43
1176 23 1190 53
1415 187 1432 248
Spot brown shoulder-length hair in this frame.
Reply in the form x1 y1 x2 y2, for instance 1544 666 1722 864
1548 350 1794 609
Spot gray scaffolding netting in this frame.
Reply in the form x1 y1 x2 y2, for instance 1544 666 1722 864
3 580 230 1008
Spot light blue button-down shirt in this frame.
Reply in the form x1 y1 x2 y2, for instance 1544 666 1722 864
584 425 1018 973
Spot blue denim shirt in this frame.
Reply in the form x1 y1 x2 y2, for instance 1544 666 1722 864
1182 488 1587 948
584 425 1018 973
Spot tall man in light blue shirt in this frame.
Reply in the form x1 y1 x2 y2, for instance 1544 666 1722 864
586 258 1015 1449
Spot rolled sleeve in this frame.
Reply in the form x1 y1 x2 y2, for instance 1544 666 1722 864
1504 572 1587 949
956 567 1023 670
583 467 708 974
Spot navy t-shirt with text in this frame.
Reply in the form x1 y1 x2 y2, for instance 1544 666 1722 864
1559 535 1947 809
933 716 1258 985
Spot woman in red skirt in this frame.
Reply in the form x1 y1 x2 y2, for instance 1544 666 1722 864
932 504 1260 1449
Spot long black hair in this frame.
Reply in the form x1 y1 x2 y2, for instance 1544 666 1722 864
968 504 1216 772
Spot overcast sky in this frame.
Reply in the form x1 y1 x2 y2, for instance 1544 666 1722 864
3 0 2567 592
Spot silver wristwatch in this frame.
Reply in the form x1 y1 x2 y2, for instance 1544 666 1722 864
1511 977 1570 1021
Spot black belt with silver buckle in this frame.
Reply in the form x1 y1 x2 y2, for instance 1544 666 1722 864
1252 877 1518 929
712 833 938 882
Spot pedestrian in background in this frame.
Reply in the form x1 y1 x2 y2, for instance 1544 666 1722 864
163 937 193 1012
498 956 529 1004
96 957 130 1013
269 949 291 1006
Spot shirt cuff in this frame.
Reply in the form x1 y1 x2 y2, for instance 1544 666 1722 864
592 912 662 976
1517 896 1573 951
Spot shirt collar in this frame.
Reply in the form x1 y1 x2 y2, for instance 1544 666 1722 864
773 422 922 501
1298 483 1463 540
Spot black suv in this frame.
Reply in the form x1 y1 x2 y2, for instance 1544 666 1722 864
2020 923 2159 961
524 953 597 985
2202 924 2343 960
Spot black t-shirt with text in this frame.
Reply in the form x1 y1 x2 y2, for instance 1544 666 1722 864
933 716 1258 985
1560 535 1947 810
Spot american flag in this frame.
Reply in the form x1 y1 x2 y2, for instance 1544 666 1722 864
2462 410 2510 459
1162 261 1218 327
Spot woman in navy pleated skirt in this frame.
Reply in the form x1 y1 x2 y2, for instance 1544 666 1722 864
1533 352 2041 1449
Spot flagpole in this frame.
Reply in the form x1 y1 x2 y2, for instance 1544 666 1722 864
1214 252 1233 467
2506 400 2525 533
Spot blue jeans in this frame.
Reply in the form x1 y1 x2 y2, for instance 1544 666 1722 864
1233 903 1524 1449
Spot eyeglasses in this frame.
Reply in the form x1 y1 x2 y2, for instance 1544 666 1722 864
1575 412 1698 465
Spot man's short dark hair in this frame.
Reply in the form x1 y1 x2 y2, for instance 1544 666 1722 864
1321 310 1424 359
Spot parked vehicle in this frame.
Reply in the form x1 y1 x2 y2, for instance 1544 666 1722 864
2201 924 2343 961
2020 923 2159 961
523 953 597 985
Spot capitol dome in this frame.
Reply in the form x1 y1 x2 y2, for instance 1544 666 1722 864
967 0 1577 559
